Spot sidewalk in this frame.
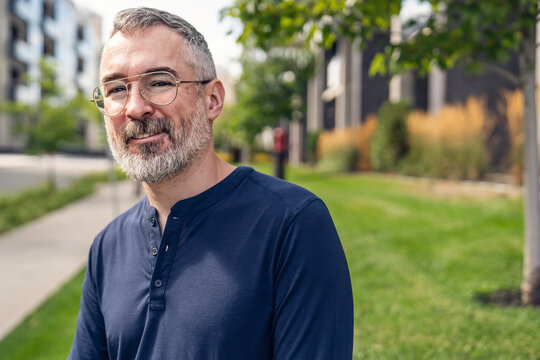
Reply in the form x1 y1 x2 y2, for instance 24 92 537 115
0 180 143 340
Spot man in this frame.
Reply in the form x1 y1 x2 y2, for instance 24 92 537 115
69 7 353 359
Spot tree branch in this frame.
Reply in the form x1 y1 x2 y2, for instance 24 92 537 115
480 61 520 86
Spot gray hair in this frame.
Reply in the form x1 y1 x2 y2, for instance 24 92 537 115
111 7 216 81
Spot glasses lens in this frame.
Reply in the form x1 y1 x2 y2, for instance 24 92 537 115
92 72 179 115
99 81 128 116
93 86 106 113
140 72 178 105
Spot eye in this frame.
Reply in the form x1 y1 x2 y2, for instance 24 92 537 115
109 87 126 94
104 84 126 97
143 72 176 90
149 80 174 88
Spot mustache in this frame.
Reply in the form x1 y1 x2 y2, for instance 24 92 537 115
119 117 173 144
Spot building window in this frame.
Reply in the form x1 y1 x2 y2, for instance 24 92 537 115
323 99 336 130
77 57 84 73
10 16 28 42
8 62 28 100
43 35 55 57
10 68 21 88
10 61 27 83
77 25 85 41
43 0 55 19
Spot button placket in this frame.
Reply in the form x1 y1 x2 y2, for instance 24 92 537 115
149 214 183 311
146 210 161 274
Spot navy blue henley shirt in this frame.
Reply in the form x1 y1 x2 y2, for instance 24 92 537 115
69 166 353 359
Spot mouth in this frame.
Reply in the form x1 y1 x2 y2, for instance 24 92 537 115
121 117 173 147
128 131 168 144
131 131 164 140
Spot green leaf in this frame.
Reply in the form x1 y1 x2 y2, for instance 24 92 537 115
369 53 387 76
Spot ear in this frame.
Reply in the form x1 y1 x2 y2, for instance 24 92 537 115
204 79 225 121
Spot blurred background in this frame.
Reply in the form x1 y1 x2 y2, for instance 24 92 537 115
1 0 540 359
0 0 533 184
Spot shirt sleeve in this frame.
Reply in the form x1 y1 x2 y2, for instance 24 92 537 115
68 244 109 360
272 199 354 359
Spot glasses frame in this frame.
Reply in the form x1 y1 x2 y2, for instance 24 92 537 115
91 71 212 116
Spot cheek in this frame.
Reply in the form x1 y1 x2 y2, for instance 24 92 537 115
105 118 123 139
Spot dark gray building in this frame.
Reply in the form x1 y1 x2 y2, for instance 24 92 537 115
302 12 526 168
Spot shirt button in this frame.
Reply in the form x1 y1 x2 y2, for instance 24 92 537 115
154 279 162 288
151 248 158 256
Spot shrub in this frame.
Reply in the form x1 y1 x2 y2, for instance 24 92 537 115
306 130 321 165
317 145 360 173
370 101 411 172
252 152 272 163
216 152 234 163
318 126 362 159
315 117 378 172
358 115 378 171
404 96 488 180
499 90 524 184
317 125 362 171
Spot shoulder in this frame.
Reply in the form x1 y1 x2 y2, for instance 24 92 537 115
240 167 321 216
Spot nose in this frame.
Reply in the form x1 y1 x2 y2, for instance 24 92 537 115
124 83 154 120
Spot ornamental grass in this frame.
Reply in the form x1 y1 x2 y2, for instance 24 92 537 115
404 96 489 180
317 116 378 172
498 90 524 184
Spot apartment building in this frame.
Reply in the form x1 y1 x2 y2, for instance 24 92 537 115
0 0 102 151
298 15 527 167
306 35 521 134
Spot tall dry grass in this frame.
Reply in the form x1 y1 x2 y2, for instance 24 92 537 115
317 117 378 172
317 125 362 172
357 115 378 171
405 96 489 180
499 90 524 184
317 125 362 160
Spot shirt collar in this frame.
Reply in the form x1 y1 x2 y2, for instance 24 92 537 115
143 166 254 219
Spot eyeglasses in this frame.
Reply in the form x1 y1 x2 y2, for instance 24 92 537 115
91 71 211 116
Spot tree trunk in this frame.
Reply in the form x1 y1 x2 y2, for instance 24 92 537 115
45 152 56 191
519 25 540 305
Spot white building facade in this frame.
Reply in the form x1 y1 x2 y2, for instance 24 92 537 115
0 0 102 151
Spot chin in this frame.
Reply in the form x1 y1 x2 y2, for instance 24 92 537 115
128 142 171 157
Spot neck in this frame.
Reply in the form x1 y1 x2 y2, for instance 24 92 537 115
142 147 236 234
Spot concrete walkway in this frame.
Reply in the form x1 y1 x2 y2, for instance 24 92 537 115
0 180 143 340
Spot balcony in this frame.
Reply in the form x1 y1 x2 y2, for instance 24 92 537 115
43 17 58 39
10 39 34 63
14 84 39 104
10 0 40 23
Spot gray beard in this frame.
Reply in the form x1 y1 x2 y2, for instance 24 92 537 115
106 99 211 183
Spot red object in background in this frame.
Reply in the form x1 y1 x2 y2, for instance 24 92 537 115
273 127 288 154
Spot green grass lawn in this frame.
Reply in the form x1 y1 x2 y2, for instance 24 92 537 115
1 165 538 359
0 270 85 360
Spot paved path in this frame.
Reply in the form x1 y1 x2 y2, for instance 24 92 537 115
0 180 143 340
0 153 112 192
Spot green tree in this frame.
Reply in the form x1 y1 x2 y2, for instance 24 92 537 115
219 46 314 150
0 58 101 188
223 0 540 305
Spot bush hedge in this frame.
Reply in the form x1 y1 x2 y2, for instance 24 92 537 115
370 101 411 172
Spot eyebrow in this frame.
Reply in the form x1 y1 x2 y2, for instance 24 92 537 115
100 67 180 83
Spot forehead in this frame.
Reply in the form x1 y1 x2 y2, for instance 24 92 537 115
100 25 190 80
